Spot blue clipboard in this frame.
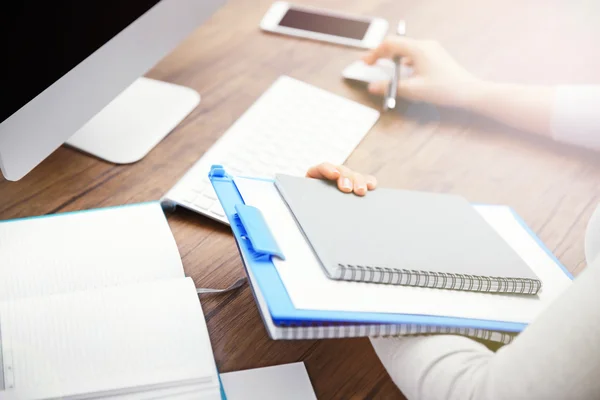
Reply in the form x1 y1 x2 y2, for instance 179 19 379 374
209 165 573 333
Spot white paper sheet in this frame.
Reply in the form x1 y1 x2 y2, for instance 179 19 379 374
0 202 184 302
220 362 317 400
0 278 219 400
234 177 572 324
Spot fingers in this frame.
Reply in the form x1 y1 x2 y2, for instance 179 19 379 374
366 174 377 190
367 80 388 96
362 36 420 65
352 173 368 196
336 165 375 196
306 162 340 180
336 165 354 193
368 77 422 102
306 163 377 195
305 163 354 193
354 170 377 192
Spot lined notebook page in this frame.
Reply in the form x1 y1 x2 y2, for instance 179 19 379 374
0 278 219 400
234 178 572 324
0 202 184 302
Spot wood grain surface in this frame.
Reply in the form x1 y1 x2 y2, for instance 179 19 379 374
2 0 600 398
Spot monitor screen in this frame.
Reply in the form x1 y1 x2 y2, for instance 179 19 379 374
0 1 161 123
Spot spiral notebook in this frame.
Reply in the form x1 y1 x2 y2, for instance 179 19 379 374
274 174 542 295
208 167 573 343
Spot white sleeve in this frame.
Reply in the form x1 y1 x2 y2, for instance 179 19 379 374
585 204 600 265
551 85 600 150
370 256 600 400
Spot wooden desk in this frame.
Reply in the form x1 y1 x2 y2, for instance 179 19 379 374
2 0 600 398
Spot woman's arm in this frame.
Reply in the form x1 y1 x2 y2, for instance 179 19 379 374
363 37 600 150
467 82 556 139
370 255 600 400
468 83 600 150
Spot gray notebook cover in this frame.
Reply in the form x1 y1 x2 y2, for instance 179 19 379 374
274 174 540 291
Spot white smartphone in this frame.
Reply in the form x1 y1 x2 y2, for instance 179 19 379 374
260 2 389 49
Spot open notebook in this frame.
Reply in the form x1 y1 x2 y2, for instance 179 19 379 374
209 167 573 343
0 203 222 400
274 174 542 294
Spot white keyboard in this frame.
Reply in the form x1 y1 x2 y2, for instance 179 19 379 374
162 75 380 224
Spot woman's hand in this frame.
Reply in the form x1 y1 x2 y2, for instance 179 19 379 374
362 36 484 108
306 162 377 196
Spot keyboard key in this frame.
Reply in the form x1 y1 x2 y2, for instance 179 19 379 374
202 187 217 200
191 184 206 193
209 203 225 217
193 196 213 211
183 191 197 204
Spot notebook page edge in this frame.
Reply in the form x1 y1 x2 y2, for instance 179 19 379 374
273 175 339 279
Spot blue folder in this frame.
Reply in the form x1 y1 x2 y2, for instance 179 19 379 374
209 165 573 335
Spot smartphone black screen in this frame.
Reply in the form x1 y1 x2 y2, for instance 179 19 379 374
278 8 370 40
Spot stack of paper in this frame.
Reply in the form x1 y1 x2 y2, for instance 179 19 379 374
209 168 573 343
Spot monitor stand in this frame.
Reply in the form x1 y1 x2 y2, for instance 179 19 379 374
65 77 200 164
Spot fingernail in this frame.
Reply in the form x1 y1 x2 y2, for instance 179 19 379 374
368 83 376 92
342 178 352 190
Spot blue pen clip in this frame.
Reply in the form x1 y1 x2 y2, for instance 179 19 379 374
234 204 285 261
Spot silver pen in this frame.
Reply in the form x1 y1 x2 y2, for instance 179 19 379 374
384 21 406 111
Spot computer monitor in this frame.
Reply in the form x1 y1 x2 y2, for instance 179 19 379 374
0 0 225 181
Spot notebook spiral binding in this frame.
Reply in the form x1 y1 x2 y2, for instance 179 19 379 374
272 321 516 344
336 264 542 295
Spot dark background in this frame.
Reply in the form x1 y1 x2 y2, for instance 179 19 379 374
0 1 161 123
